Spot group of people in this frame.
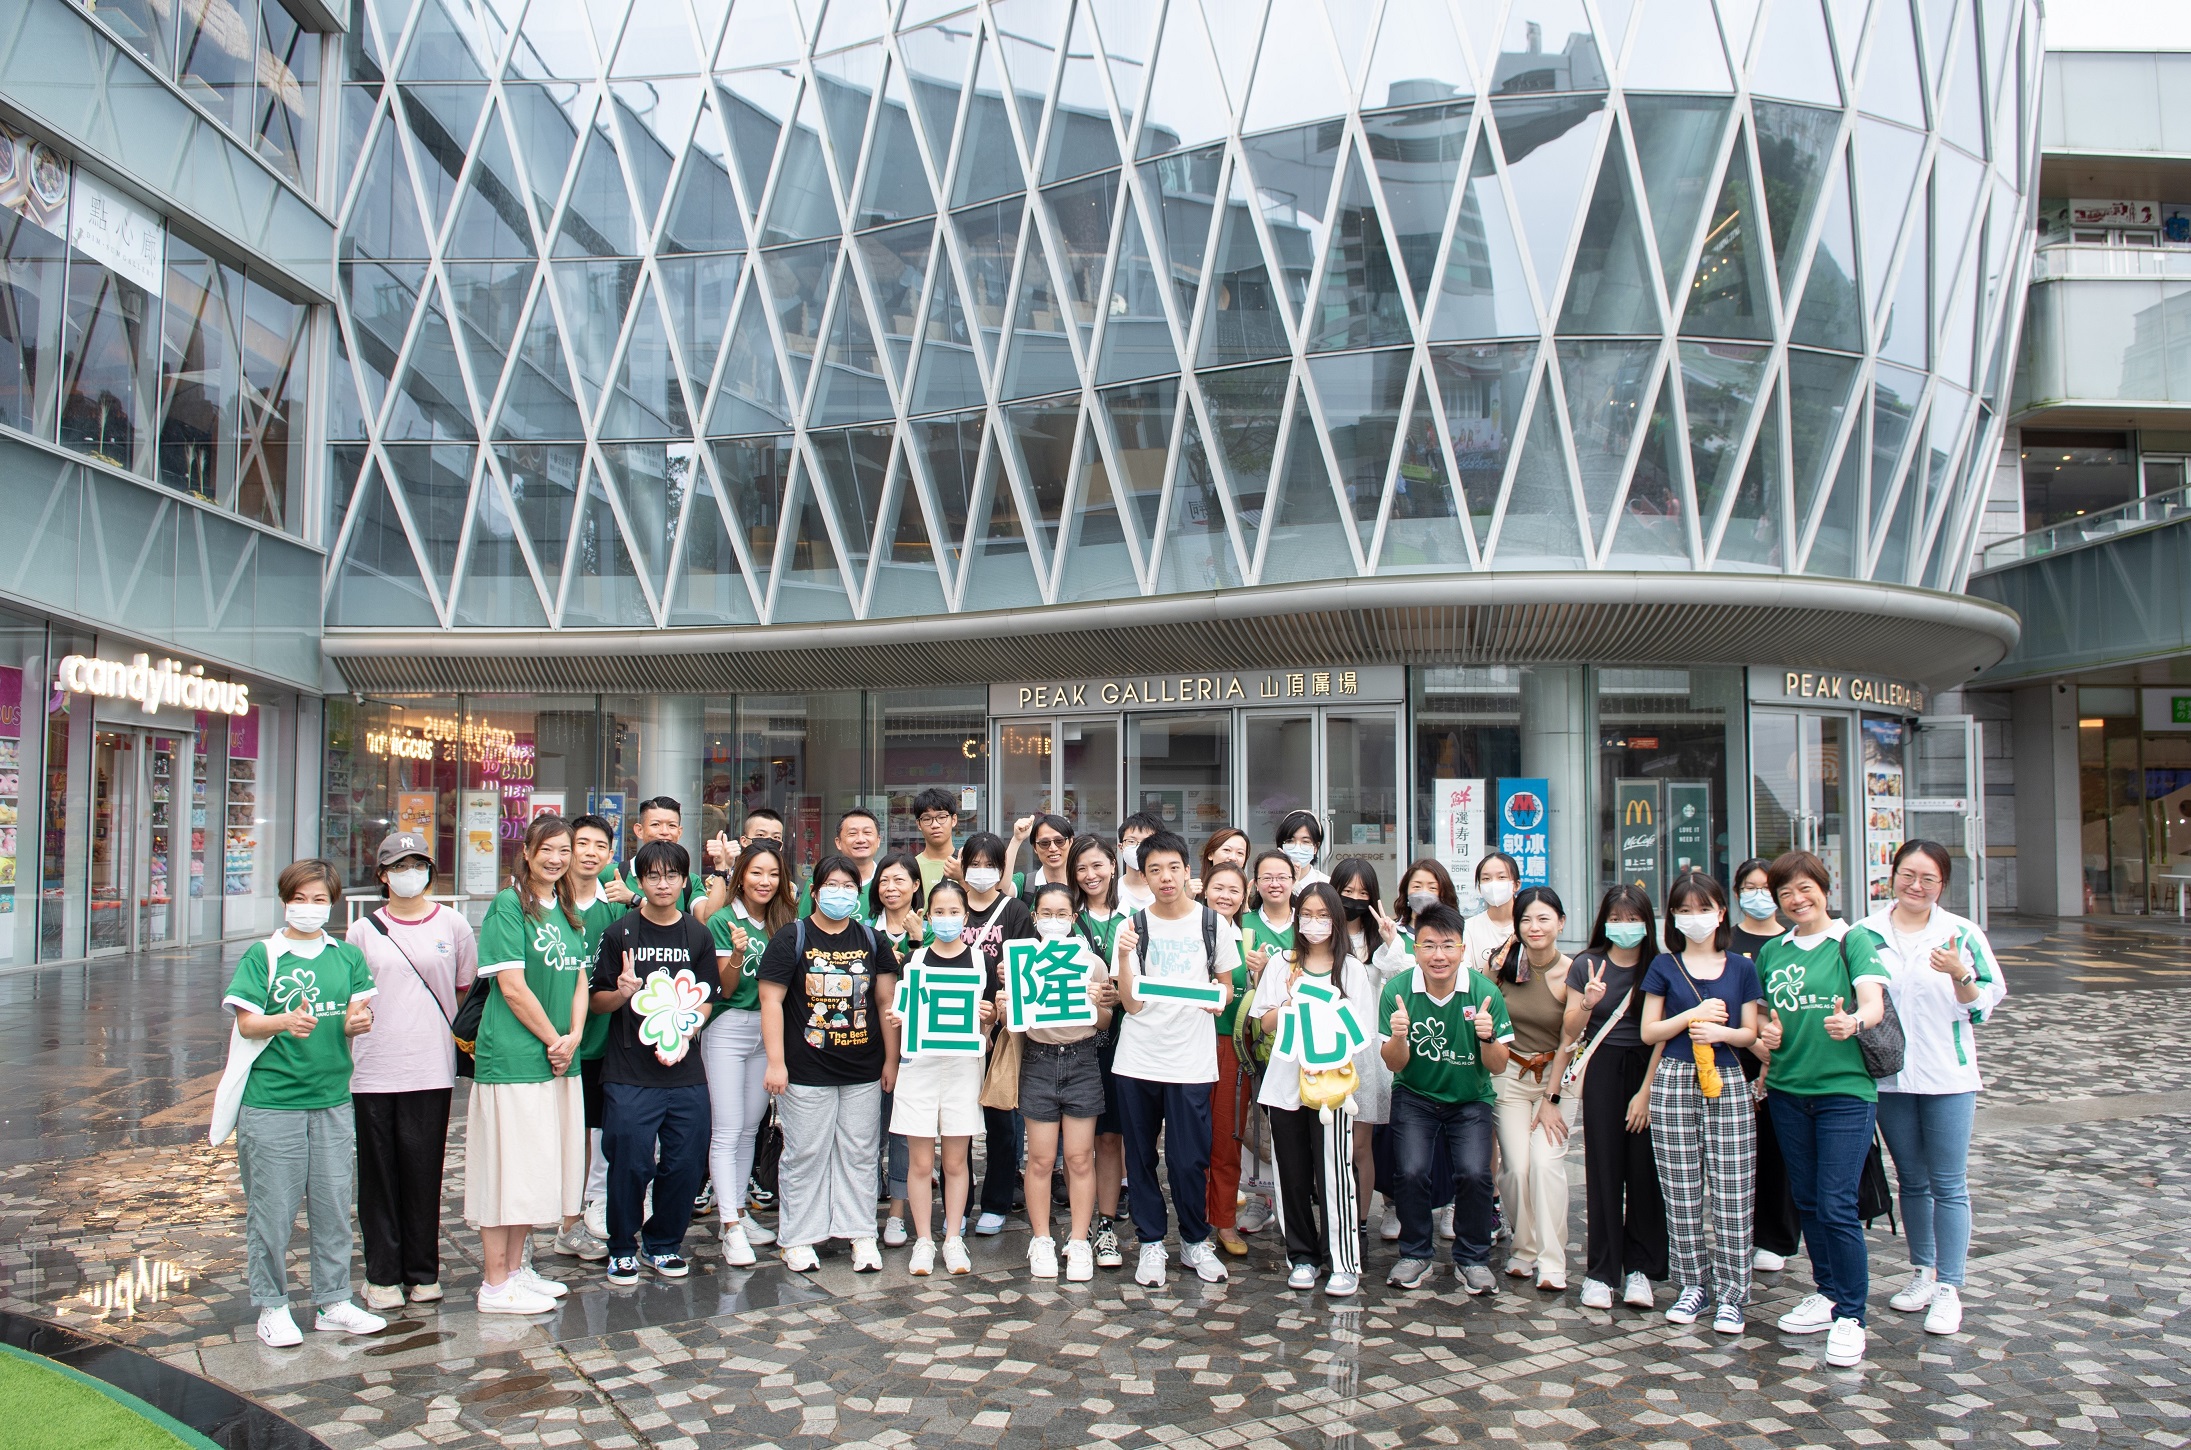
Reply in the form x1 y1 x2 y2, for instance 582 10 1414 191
220 793 2004 1373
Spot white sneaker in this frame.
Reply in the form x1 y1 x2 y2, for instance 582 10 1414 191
552 1224 607 1262
1580 1278 1614 1309
408 1282 443 1304
741 1215 776 1246
1890 1266 1940 1312
1028 1236 1059 1279
975 1211 1008 1235
850 1236 884 1273
584 1198 607 1240
1778 1292 1837 1334
1134 1242 1167 1287
1379 1205 1403 1242
1753 1248 1787 1272
722 1221 757 1268
882 1216 910 1248
1181 1240 1229 1284
1325 1271 1359 1297
908 1239 937 1276
255 1306 302 1348
517 1265 568 1300
1824 1316 1866 1367
1622 1271 1653 1308
941 1236 972 1275
1506 1254 1533 1278
360 1282 404 1312
1064 1239 1095 1283
1924 1283 1963 1335
1536 1268 1566 1292
1434 1205 1456 1240
314 1301 387 1335
782 1244 820 1273
476 1278 556 1316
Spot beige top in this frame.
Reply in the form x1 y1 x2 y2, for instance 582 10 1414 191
1500 955 1566 1055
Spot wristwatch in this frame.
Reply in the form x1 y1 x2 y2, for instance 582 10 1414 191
1954 970 1977 987
1548 1093 1562 1105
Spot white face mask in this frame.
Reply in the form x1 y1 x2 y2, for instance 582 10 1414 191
285 901 331 935
1035 917 1072 940
1120 842 1141 871
386 866 430 899
1296 916 1334 944
1281 842 1318 868
964 866 1002 893
1478 879 1515 909
1674 911 1721 944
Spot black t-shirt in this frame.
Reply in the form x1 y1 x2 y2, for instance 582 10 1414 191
1565 948 1647 1049
900 941 1003 1015
757 918 902 1086
1728 925 1779 1082
963 894 1036 965
591 911 722 1088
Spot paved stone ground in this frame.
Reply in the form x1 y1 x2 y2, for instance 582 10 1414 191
2 920 2188 1449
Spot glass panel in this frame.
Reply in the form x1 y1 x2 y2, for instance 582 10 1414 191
1158 403 1242 591
41 645 88 962
1365 0 1471 113
761 84 839 245
998 718 1055 820
1489 377 1586 566
1428 117 1534 339
1380 377 1469 571
1626 94 1730 297
757 237 838 396
1309 347 1409 551
1059 716 1118 829
0 203 67 440
1140 143 1223 325
1855 117 1925 320
1802 421 1861 575
953 34 1025 207
1136 0 1231 157
1791 147 1862 350
1410 666 1523 870
959 434 1044 609
999 216 1076 399
773 461 855 621
668 479 757 624
811 272 892 426
256 0 320 191
1597 669 1737 894
1859 0 1927 129
562 461 655 625
1558 119 1657 334
1812 712 1852 915
142 732 185 947
1128 712 1232 839
1306 147 1410 351
455 467 551 626
663 104 747 253
1680 129 1772 340
1097 190 1177 383
717 68 798 214
1749 0 1839 105
1257 385 1350 585
713 432 793 587
1603 369 1692 566
808 423 893 580
1621 0 1731 91
383 283 475 441
875 689 988 853
1102 374 1176 540
61 243 157 478
1753 100 1839 298
93 0 175 72
1056 426 1134 602
1244 712 1314 852
1434 340 1534 534
1787 346 1860 535
89 730 138 952
1001 396 1077 555
1490 96 1605 312
1715 379 1784 568
912 410 982 566
1750 708 1798 865
953 194 1022 370
1559 340 1655 545
1679 340 1769 539
1044 169 1119 356
1043 0 1123 184
157 240 244 505
1364 102 1469 311
190 717 223 943
859 62 939 227
1326 712 1400 894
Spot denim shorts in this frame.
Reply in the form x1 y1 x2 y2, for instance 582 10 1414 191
1019 1036 1106 1123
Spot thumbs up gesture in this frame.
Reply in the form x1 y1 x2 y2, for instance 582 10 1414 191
1823 995 1861 1040
1758 1006 1784 1052
1474 995 1496 1041
1388 997 1410 1037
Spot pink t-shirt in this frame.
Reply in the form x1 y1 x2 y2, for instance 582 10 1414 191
345 904 479 1093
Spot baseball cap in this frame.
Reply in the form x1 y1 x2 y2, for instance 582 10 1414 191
376 830 435 867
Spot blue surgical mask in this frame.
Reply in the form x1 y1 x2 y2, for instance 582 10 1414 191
1739 889 1776 920
1281 842 1317 868
929 914 966 942
1605 920 1647 949
816 884 860 921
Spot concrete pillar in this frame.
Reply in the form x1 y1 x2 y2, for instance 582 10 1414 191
639 695 706 844
2010 682 2082 916
1520 665 1589 945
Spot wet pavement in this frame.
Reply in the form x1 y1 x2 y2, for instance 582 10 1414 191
1 920 2187 1448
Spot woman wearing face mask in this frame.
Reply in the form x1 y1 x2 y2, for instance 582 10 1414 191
958 832 1038 1237
1275 810 1329 887
868 852 928 1248
1465 853 1522 977
1858 840 2006 1337
1331 859 1412 1230
704 841 793 1266
1068 834 1132 1268
1016 883 1117 1281
1395 860 1459 933
1487 886 1578 1292
887 878 998 1277
1564 885 1668 1311
1201 863 1255 1256
1115 812 1163 912
1253 882 1380 1296
1729 856 1799 1275
1233 849 1299 1236
1640 871 1763 1335
225 859 384 1347
346 834 478 1311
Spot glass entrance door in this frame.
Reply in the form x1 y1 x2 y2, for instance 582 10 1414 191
1127 714 1233 838
1910 715 1986 925
87 727 194 956
1751 709 1856 917
1241 709 1403 888
89 730 137 953
142 732 186 947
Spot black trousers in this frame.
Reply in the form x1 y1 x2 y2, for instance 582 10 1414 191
978 1107 1025 1215
354 1088 452 1288
1753 1093 1803 1256
1266 1103 1360 1272
1580 1043 1668 1285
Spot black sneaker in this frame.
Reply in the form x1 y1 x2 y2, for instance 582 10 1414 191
642 1251 689 1279
1092 1216 1123 1269
605 1255 639 1286
693 1178 716 1215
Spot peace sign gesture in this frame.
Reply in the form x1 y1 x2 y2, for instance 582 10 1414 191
1579 959 1608 1010
1371 900 1400 947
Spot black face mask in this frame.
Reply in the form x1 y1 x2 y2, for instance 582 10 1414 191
1343 898 1373 923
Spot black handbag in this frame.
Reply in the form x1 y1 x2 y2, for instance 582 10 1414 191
1857 1129 1898 1233
1835 937 1907 1079
749 1102 784 1201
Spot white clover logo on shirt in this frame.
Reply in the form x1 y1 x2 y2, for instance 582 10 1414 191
272 966 320 1013
633 969 710 1065
1411 1014 1464 1065
1767 962 1807 1013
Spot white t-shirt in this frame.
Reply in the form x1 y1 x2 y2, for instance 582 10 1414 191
1117 878 1155 913
1111 906 1242 1084
1463 911 1515 978
1251 952 1381 1112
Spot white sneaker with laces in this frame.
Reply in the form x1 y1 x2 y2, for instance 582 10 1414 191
408 1282 443 1304
908 1239 937 1276
1824 1316 1866 1367
974 1211 1008 1236
476 1278 556 1315
1536 1268 1566 1292
584 1198 607 1240
1622 1271 1653 1308
1924 1283 1963 1335
360 1282 404 1312
315 1301 388 1335
1028 1236 1059 1279
722 1221 757 1268
782 1244 821 1273
941 1236 972 1275
1325 1271 1359 1298
1777 1292 1837 1334
1182 1240 1229 1283
1379 1206 1403 1242
1134 1242 1167 1287
1753 1248 1787 1272
1064 1239 1095 1282
256 1306 302 1348
517 1264 568 1299
1580 1278 1614 1309
882 1216 910 1248
1890 1266 1940 1312
1287 1261 1319 1290
850 1236 884 1272
1434 1205 1456 1240
741 1215 776 1246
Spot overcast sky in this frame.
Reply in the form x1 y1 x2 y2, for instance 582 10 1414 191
2046 0 2191 50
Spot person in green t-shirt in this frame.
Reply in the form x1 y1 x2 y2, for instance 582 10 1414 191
1200 861 1256 1257
1066 833 1131 1269
910 787 964 895
604 797 718 920
222 858 384 1348
464 815 593 1319
1377 902 1512 1295
566 813 625 1260
1753 849 1889 1366
702 839 797 1263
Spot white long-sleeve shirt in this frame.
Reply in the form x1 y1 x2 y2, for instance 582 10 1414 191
1856 905 2007 1096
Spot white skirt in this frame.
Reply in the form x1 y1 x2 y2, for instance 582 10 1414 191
463 1077 585 1228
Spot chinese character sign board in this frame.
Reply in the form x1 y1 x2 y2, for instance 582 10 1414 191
1004 940 1099 1033
893 963 987 1056
1433 778 1485 881
69 170 163 295
1273 978 1368 1067
1495 778 1550 888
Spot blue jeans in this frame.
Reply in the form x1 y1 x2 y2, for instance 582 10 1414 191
1389 1086 1495 1266
1114 1075 1212 1247
602 1082 712 1258
1768 1092 1876 1324
1875 1091 1975 1286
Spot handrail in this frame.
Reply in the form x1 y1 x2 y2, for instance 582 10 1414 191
1977 481 2191 571
2031 242 2191 281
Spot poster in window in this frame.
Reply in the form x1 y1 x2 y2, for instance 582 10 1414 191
1861 717 1906 908
0 122 66 236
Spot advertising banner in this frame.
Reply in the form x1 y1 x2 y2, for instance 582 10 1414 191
1615 778 1662 901
1494 778 1549 887
1432 778 1485 882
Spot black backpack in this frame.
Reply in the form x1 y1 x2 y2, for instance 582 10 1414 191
1129 906 1221 980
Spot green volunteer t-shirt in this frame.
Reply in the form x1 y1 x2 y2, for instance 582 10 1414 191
223 937 377 1111
1077 907 1125 962
1756 924 1892 1101
574 888 624 1061
474 887 592 1085
1379 966 1514 1106
915 853 953 896
1219 909 1292 1036
708 901 772 1012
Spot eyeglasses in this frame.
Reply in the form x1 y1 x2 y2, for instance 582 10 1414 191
1892 872 1943 888
1033 835 1069 850
917 812 956 825
641 873 684 886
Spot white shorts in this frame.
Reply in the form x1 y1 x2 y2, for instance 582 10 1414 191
889 1054 986 1138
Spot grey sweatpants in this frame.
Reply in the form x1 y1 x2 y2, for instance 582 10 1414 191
776 1081 882 1248
237 1103 357 1309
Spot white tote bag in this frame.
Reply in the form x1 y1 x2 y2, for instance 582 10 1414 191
208 934 296 1146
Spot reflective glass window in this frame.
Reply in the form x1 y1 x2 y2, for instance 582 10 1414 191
61 217 159 478
178 0 261 138
0 176 68 440
257 1 320 192
157 239 244 504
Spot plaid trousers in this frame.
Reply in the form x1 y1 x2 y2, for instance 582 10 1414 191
1649 1056 1758 1307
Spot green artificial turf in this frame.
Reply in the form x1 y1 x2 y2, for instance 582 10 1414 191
0 1342 218 1450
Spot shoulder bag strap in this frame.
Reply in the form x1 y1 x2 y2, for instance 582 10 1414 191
1201 906 1219 979
1132 909 1150 970
369 909 455 1027
1562 985 1637 1090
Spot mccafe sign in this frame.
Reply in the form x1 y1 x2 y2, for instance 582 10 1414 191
57 652 251 716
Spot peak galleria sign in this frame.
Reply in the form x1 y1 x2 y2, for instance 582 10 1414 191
56 653 251 716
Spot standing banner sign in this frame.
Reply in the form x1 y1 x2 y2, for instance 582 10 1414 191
1615 778 1662 902
460 790 500 895
1432 778 1486 882
1495 778 1550 887
1668 781 1711 873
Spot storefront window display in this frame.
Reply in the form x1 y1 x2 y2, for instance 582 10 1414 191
726 693 864 865
873 689 985 856
1413 667 1524 907
0 610 49 967
1593 668 1745 908
322 696 462 893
